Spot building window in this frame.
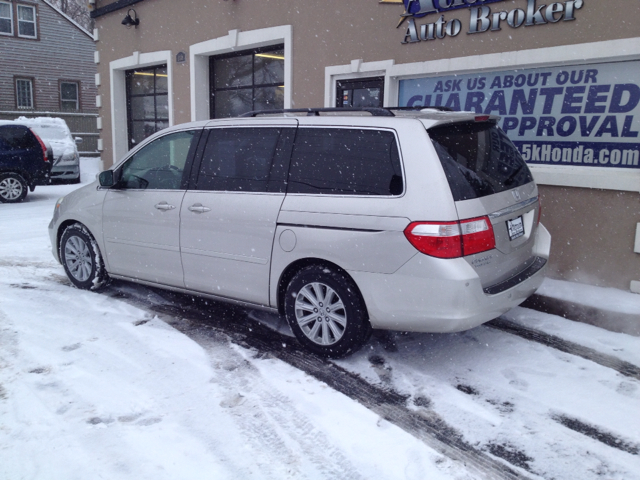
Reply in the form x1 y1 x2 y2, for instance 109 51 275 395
336 77 384 108
60 81 79 111
17 4 36 38
210 45 284 118
16 78 34 109
0 2 13 35
126 65 169 149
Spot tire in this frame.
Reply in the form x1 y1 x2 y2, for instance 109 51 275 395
0 173 28 203
60 224 109 290
284 265 371 358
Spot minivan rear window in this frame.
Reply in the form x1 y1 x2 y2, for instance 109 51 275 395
428 122 533 201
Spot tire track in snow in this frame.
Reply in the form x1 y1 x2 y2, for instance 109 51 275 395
487 317 640 381
170 322 368 480
108 284 534 480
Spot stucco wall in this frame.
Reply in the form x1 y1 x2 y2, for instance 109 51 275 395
91 0 640 291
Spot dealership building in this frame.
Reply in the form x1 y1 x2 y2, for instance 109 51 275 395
90 0 640 293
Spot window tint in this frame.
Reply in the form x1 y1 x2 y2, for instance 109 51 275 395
196 128 286 193
118 130 197 190
429 122 534 201
0 125 36 150
288 128 403 196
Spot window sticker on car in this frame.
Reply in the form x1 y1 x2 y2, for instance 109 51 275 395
507 216 524 241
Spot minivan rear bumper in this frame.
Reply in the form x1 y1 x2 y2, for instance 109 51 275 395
350 223 551 333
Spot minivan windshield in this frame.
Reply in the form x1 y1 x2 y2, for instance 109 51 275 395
428 121 533 201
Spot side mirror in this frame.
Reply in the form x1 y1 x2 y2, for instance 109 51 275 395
98 170 114 187
74 137 83 145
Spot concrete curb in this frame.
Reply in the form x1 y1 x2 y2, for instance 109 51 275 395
521 293 640 337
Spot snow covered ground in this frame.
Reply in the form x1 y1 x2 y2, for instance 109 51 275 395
1 158 639 479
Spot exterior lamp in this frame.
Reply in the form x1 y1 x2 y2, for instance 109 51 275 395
121 9 139 28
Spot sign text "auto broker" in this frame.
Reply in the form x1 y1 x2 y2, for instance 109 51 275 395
401 0 584 43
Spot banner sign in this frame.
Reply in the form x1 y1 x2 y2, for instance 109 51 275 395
398 61 640 168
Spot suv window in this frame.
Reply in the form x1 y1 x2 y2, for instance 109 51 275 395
119 130 197 190
0 125 35 150
196 127 290 193
288 128 403 196
429 122 533 201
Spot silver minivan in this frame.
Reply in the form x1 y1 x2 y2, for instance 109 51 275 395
49 108 551 357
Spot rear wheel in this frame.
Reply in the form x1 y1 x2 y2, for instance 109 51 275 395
60 224 109 290
0 173 28 203
284 265 371 358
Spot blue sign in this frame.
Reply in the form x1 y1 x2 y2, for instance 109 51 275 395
398 61 640 169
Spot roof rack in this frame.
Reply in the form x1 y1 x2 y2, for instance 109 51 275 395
239 105 457 118
389 105 455 112
240 107 395 117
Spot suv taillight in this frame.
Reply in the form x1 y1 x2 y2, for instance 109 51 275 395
30 129 49 163
404 216 495 259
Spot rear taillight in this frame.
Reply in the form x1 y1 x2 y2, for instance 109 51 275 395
30 129 49 163
404 216 495 259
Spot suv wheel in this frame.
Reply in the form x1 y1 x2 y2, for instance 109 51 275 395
0 173 28 203
284 265 371 358
60 224 109 290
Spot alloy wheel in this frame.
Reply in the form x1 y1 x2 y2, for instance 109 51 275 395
295 282 347 346
0 177 23 201
64 235 93 282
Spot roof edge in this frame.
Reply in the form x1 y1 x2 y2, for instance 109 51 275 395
42 0 93 39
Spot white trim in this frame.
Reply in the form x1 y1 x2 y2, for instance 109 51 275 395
325 60 396 108
15 78 33 109
0 1 13 36
324 37 640 192
189 25 292 122
42 0 93 38
16 4 36 39
109 50 174 164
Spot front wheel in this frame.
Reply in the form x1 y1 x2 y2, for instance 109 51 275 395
60 224 109 290
284 265 371 358
0 173 28 203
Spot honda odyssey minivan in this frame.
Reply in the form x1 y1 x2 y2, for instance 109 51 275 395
49 107 551 357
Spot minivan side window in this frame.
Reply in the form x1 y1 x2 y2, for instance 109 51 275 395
119 130 197 190
288 128 403 196
196 127 288 193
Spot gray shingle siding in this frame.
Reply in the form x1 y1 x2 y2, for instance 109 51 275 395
0 0 97 113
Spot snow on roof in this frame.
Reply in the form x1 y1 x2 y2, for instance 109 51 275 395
14 116 70 130
42 0 93 39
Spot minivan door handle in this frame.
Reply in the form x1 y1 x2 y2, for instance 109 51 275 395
188 203 211 213
154 202 176 211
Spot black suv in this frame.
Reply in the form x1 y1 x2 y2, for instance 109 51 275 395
0 123 51 203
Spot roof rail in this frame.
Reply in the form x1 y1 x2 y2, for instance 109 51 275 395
240 107 395 117
389 105 455 112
